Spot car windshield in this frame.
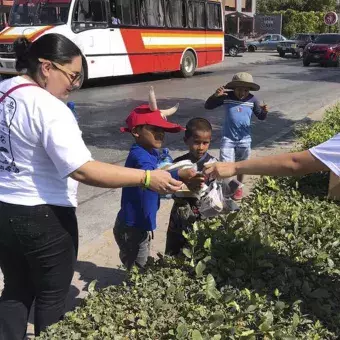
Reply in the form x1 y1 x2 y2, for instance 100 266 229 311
313 34 340 44
293 34 310 41
9 0 71 26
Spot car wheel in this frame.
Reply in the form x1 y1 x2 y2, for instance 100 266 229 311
179 50 196 78
303 59 310 67
229 47 238 57
279 51 285 58
248 45 255 52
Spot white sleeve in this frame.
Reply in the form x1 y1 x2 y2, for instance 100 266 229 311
39 99 93 178
309 133 340 176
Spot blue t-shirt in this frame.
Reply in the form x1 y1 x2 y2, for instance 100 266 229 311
205 91 267 142
117 143 178 231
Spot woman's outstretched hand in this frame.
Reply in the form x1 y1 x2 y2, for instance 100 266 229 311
149 169 183 194
203 162 236 180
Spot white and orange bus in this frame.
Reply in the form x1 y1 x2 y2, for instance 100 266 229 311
0 0 224 81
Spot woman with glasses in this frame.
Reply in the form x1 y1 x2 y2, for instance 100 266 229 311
0 33 185 339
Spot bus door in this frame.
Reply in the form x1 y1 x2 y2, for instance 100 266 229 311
72 0 114 78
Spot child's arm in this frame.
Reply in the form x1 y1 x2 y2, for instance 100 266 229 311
204 87 227 110
253 98 268 121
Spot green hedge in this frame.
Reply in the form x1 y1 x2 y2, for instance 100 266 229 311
38 105 340 339
274 10 338 38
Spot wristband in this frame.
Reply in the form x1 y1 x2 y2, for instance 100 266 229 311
143 170 151 189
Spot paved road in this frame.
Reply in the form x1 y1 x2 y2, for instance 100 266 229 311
1 53 340 287
68 52 340 245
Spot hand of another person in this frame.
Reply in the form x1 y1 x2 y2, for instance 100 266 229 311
178 168 197 183
186 173 205 192
149 169 183 194
203 162 236 180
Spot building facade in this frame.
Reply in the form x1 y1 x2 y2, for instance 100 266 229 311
224 0 256 36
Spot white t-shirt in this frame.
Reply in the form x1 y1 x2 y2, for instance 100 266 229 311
309 133 340 176
0 76 92 207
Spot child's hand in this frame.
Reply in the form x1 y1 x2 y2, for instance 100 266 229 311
187 174 205 192
178 168 196 183
261 101 269 113
215 86 226 97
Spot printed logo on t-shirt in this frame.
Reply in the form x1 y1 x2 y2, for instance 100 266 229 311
0 95 20 173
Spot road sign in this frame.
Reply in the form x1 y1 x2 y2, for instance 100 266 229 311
324 11 338 26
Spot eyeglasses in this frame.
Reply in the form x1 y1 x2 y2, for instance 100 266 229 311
38 58 84 88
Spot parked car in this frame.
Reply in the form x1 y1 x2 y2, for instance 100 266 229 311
277 33 318 58
303 33 340 67
247 34 287 52
224 34 247 57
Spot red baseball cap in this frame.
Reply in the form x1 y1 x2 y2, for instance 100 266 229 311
120 104 184 133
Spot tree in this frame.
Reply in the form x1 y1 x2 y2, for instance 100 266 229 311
256 0 336 14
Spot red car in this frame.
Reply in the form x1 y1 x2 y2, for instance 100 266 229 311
303 33 340 67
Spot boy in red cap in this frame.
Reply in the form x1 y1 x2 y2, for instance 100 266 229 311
114 87 192 270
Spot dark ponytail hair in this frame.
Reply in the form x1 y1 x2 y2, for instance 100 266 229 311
13 33 82 76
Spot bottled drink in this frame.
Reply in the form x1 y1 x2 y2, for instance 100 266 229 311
158 148 173 169
67 101 78 121
158 148 173 199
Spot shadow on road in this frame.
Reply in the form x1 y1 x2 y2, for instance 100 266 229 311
77 98 299 156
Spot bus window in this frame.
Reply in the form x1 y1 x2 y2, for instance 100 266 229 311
139 0 165 27
164 0 186 28
72 0 108 31
187 1 205 29
207 2 222 29
110 1 121 25
115 0 138 26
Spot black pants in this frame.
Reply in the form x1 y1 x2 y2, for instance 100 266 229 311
0 201 78 339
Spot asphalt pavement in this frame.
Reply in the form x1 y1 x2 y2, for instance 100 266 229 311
69 52 340 245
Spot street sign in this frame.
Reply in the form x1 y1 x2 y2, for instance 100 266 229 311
254 14 282 35
324 11 338 25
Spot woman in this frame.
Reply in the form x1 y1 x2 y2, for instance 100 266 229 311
204 133 340 179
0 33 185 339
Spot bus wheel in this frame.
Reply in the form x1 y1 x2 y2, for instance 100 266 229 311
179 51 196 78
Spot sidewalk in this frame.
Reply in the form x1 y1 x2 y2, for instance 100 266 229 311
13 101 336 338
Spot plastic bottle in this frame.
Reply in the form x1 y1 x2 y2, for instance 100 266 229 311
67 101 79 121
157 148 173 169
158 148 173 199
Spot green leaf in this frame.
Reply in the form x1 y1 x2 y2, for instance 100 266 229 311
137 319 147 327
88 280 97 294
209 311 224 328
191 330 203 340
205 274 221 300
274 288 280 297
182 248 192 259
310 288 329 299
275 301 286 311
176 323 188 338
241 329 255 336
204 238 211 250
292 313 300 328
195 261 206 277
246 305 257 313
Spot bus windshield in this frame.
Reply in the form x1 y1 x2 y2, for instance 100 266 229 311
9 0 71 26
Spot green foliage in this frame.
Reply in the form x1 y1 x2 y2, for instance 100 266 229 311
38 105 340 339
257 0 336 14
275 10 339 37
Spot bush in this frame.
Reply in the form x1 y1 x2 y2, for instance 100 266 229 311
38 105 340 339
